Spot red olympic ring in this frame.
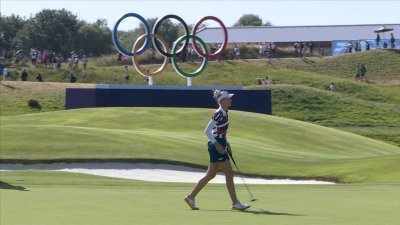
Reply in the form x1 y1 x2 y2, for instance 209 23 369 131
191 16 228 60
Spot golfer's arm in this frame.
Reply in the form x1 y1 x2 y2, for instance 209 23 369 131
204 119 217 144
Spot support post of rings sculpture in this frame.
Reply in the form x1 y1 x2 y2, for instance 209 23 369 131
112 13 228 85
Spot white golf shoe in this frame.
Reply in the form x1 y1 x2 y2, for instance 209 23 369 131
232 201 250 210
184 195 199 210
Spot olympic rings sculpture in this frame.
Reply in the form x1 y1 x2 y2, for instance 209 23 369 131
112 13 228 78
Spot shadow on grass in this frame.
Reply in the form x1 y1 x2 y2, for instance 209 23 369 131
240 208 305 216
0 181 29 191
202 208 304 216
0 82 16 89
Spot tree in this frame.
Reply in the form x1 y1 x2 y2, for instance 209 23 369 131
13 9 79 55
0 14 25 51
234 14 272 27
76 19 114 56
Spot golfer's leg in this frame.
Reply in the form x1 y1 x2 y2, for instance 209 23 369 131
220 160 238 203
189 163 218 198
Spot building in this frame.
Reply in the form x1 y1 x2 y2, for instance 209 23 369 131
196 24 400 55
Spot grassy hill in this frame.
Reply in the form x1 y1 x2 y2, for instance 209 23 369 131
2 50 399 145
1 107 399 183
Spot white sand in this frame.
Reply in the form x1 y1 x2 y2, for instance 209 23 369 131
0 163 334 184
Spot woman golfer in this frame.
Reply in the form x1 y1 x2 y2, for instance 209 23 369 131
184 90 250 210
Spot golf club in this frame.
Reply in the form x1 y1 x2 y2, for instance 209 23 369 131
227 151 257 202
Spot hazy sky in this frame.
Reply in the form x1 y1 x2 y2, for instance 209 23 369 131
2 0 399 31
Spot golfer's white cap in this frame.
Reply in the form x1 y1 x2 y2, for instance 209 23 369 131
218 91 234 102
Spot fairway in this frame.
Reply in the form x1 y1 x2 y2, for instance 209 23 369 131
1 171 399 225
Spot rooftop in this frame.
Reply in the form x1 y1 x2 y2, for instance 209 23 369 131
196 24 400 43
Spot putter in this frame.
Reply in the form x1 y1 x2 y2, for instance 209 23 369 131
227 151 257 202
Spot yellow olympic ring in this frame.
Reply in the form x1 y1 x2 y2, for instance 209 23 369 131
132 34 170 77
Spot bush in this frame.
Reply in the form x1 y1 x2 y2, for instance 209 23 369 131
28 99 42 109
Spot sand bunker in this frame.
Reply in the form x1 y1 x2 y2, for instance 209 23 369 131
0 163 334 184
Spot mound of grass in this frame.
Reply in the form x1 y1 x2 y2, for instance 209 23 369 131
1 108 399 183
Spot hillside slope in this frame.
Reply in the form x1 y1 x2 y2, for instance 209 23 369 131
1 108 399 183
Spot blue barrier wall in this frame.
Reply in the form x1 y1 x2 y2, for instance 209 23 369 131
66 88 272 114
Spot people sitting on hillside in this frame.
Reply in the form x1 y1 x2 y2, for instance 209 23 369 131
20 69 28 81
328 82 336 92
70 73 77 83
36 73 43 82
256 76 273 85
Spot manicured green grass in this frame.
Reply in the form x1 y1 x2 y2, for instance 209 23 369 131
1 107 399 183
1 171 400 225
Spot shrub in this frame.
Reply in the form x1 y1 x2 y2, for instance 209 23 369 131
27 99 42 109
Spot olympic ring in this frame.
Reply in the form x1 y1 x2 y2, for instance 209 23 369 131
171 35 209 78
113 13 151 56
152 14 190 57
192 16 228 59
132 34 170 77
113 13 228 79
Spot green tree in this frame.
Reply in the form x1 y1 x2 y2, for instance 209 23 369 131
117 17 182 54
76 19 114 56
234 14 272 27
0 14 25 51
13 9 79 55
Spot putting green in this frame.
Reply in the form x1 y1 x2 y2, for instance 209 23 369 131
1 171 399 225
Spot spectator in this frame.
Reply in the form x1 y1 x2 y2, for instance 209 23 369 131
354 41 360 52
82 55 88 70
2 67 9 81
233 44 240 60
267 48 273 65
15 50 23 64
20 69 28 81
271 42 277 57
30 49 37 66
309 41 314 53
256 76 273 85
360 64 367 81
117 52 123 65
187 45 195 63
390 33 396 49
294 42 299 56
150 47 156 63
73 56 79 70
299 42 305 57
328 83 336 92
216 43 223 61
36 74 43 82
70 74 77 83
376 33 381 48
123 65 129 80
365 41 370 50
258 43 265 58
347 41 353 53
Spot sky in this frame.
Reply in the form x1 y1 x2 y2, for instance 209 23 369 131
1 0 400 31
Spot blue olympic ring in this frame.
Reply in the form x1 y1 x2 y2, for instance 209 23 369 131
113 13 151 56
